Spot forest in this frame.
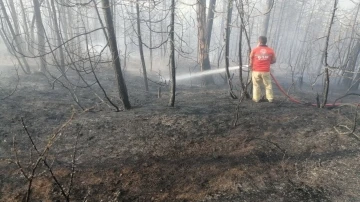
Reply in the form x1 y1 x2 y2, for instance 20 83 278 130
1 0 360 201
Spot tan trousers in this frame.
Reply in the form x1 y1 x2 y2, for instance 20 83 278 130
252 71 274 102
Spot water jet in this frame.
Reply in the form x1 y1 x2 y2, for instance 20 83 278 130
163 65 249 82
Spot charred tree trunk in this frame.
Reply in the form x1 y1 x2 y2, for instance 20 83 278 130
319 0 337 108
33 0 47 72
206 0 216 49
120 3 128 69
102 0 131 110
237 1 250 99
161 0 167 58
136 0 149 91
316 0 337 77
225 0 237 99
321 68 330 108
168 0 176 107
324 0 338 68
148 0 153 70
50 0 65 73
197 0 214 85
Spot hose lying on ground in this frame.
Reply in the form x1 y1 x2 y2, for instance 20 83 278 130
269 72 343 107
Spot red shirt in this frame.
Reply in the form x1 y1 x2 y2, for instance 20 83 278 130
250 45 275 72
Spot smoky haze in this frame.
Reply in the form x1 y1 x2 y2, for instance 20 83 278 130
2 1 360 201
0 0 359 106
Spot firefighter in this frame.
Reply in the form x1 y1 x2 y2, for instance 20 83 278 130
250 36 276 102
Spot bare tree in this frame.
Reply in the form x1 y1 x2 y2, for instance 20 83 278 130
169 0 176 107
102 0 131 110
236 0 251 98
33 0 47 72
19 0 31 52
136 0 149 92
197 0 214 85
206 0 216 48
148 0 153 70
321 0 338 108
50 0 65 73
0 0 31 74
8 0 20 42
224 0 237 99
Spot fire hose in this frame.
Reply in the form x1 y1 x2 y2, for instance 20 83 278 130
269 72 342 107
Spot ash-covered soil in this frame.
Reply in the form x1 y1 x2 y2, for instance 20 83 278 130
0 64 360 202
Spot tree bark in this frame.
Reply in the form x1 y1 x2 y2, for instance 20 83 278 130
136 0 149 91
197 0 214 85
168 0 176 107
102 0 131 110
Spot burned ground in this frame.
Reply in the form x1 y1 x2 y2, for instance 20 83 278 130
0 64 360 202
